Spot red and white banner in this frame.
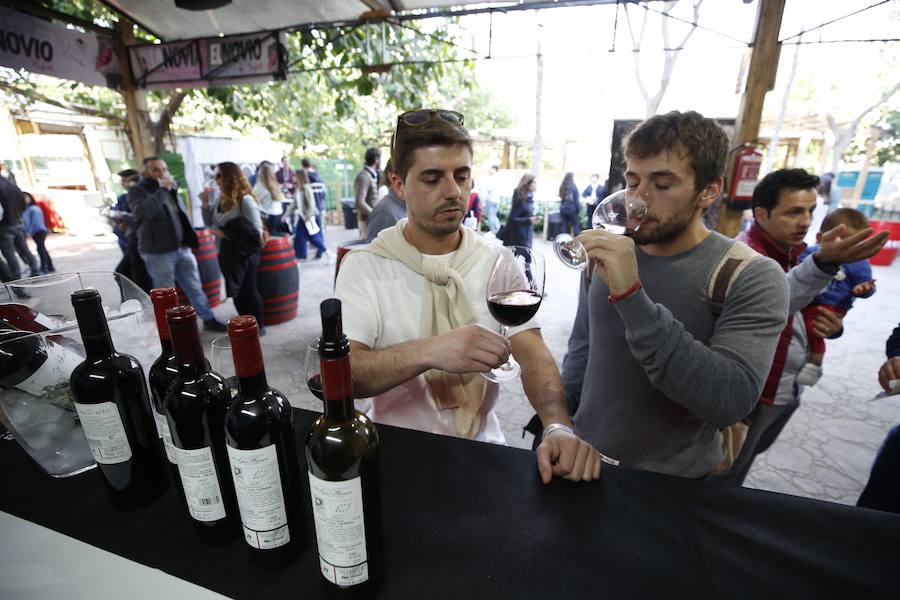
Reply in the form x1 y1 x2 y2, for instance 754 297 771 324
0 7 121 88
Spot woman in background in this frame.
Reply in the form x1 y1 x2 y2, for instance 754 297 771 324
204 162 265 333
558 172 581 237
253 161 285 233
503 173 541 248
22 192 54 274
287 169 329 260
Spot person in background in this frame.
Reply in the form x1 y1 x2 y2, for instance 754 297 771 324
288 169 329 260
301 158 328 243
558 172 581 237
818 172 842 215
583 174 607 230
130 156 227 332
113 169 139 255
354 147 381 240
276 156 297 199
717 168 888 484
22 192 53 275
857 324 900 514
795 208 877 386
335 108 602 483
365 159 406 243
466 190 483 231
252 161 285 233
0 174 40 279
202 162 265 333
481 165 501 234
503 173 541 248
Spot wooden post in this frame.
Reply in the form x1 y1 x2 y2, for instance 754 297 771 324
114 19 153 164
716 0 786 238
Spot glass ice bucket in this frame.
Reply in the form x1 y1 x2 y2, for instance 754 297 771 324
0 272 158 477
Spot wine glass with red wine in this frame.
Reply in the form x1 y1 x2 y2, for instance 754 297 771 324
305 337 323 400
484 246 545 383
553 188 648 270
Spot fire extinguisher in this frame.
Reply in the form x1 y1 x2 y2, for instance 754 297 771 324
725 144 764 209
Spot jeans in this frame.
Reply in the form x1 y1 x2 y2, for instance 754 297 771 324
484 200 500 233
0 224 39 279
31 230 53 273
294 214 327 259
141 247 215 321
560 211 581 236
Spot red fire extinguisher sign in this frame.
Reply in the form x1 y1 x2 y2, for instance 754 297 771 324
728 146 764 202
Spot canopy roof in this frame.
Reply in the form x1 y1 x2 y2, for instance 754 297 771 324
101 0 620 41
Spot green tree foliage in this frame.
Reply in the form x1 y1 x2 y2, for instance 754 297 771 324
2 2 516 161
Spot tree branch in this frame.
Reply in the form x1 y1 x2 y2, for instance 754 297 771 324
625 3 651 108
154 89 188 153
0 81 128 125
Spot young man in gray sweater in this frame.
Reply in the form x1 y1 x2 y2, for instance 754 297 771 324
562 111 790 479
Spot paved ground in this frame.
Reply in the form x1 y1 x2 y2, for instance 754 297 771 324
33 219 900 506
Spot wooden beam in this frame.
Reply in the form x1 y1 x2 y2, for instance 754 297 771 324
716 0 785 238
114 19 153 164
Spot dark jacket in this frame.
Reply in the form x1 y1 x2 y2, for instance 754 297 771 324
0 178 25 226
128 177 197 254
888 324 900 359
504 191 535 248
218 216 262 298
559 184 580 216
582 183 606 201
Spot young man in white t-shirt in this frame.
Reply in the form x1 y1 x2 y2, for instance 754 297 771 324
334 109 603 483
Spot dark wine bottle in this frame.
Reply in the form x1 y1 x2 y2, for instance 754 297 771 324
306 298 383 595
224 315 302 568
0 303 60 332
165 304 239 544
0 325 81 399
148 288 182 489
68 289 168 509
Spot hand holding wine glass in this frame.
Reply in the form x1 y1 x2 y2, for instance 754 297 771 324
554 189 647 270
484 246 545 383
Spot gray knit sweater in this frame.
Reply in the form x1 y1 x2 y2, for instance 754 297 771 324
563 231 789 478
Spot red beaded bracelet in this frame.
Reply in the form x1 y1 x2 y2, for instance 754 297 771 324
608 280 642 303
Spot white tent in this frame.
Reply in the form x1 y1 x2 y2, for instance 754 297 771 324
177 135 290 224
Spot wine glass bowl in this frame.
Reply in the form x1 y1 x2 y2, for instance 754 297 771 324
210 335 238 396
484 246 545 383
304 337 323 400
553 189 648 270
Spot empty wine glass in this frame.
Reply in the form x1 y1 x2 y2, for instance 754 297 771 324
304 337 323 400
484 246 545 383
553 189 648 270
210 335 238 397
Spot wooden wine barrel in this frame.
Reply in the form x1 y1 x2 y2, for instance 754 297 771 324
257 233 299 325
176 228 223 309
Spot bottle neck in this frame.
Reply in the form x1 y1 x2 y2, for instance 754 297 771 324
321 354 355 420
74 300 116 359
159 337 173 357
170 325 206 377
231 329 268 395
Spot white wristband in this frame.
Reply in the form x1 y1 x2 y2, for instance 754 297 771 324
541 423 574 442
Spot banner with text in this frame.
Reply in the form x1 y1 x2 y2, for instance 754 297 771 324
129 31 285 89
0 7 121 88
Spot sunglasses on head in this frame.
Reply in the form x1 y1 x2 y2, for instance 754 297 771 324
397 109 464 128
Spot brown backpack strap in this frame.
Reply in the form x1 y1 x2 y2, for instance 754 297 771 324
707 240 759 318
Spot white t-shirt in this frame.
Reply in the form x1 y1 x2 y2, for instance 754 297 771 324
334 236 539 444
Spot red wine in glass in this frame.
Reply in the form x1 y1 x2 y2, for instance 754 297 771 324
307 374 323 400
487 290 542 327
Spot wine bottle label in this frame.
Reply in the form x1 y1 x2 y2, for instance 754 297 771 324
175 446 227 522
33 312 55 330
154 409 177 465
15 340 83 397
227 444 290 550
308 473 369 586
74 401 133 465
